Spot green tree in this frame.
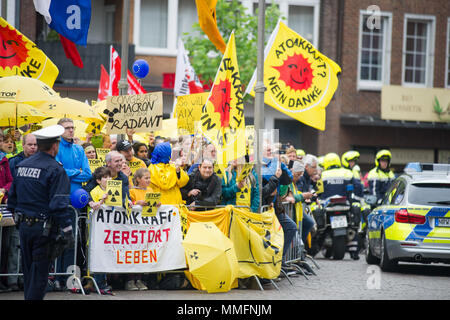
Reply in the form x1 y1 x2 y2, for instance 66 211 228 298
183 0 283 91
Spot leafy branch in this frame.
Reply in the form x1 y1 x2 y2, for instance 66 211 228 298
183 0 283 99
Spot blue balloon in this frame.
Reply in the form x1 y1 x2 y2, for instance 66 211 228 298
132 59 149 79
70 189 90 209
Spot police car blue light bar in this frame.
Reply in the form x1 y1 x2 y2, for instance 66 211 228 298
404 162 450 173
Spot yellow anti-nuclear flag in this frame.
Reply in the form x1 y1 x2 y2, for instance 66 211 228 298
200 31 245 166
0 17 59 87
247 21 341 131
195 0 226 54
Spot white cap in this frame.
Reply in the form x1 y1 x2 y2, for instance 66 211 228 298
33 125 65 141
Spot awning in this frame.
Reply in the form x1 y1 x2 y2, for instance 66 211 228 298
340 114 450 130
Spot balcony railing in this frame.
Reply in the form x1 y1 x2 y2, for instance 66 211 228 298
36 40 135 87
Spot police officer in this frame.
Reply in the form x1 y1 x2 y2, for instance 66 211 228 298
7 125 74 300
341 150 364 199
367 149 395 202
319 152 361 260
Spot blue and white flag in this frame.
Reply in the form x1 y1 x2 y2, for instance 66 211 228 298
34 0 91 46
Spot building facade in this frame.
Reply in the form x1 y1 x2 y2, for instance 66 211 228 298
315 0 450 172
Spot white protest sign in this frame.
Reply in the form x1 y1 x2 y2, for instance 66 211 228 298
88 205 186 273
104 92 163 134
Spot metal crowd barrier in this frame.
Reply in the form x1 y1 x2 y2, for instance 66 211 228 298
281 202 319 281
0 205 86 295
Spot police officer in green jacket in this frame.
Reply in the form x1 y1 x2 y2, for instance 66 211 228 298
367 149 395 203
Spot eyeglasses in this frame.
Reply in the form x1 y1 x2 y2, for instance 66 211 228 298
64 126 75 130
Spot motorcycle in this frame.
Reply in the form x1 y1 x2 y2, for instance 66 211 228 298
358 193 378 254
309 186 361 260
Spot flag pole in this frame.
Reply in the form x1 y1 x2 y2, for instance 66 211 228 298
254 0 266 212
118 0 130 142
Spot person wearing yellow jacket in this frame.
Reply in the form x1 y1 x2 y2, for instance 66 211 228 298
148 142 189 205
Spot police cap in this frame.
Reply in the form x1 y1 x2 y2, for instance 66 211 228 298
33 124 64 143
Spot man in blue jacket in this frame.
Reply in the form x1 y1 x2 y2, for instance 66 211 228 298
53 118 92 290
56 118 92 194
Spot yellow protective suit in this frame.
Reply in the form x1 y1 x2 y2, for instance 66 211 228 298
149 163 189 205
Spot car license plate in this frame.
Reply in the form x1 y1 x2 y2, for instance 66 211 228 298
436 218 450 227
330 215 348 229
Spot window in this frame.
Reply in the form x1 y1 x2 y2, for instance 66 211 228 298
288 5 314 44
245 0 320 47
392 181 406 205
357 11 392 91
381 180 399 206
134 0 198 56
408 183 450 206
402 14 435 87
139 0 168 48
446 18 450 88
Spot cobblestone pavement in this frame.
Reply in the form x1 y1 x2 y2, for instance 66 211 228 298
1 254 449 301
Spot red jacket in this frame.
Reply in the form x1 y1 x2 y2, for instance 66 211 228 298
0 156 13 204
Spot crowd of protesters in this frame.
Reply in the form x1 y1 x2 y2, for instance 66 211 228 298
0 119 396 294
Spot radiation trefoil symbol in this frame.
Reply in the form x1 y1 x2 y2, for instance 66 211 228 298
103 108 119 123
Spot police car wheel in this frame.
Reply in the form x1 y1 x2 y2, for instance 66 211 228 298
379 231 397 272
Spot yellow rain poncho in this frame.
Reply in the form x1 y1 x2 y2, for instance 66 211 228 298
149 142 189 205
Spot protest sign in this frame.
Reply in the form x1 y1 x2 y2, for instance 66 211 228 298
143 193 161 217
88 159 104 173
236 163 253 182
85 120 105 135
96 148 110 164
175 92 208 134
104 92 163 134
105 180 122 207
88 205 186 273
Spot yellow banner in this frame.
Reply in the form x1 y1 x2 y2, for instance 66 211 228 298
229 207 283 279
0 17 59 87
179 205 283 288
175 92 208 134
200 32 245 166
247 21 341 131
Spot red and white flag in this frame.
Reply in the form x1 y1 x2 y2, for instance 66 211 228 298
98 64 110 101
109 46 146 96
174 38 204 96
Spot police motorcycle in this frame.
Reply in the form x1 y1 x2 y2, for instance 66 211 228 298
358 192 378 253
310 185 361 260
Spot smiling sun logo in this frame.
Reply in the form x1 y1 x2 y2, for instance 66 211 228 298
0 24 29 69
273 53 314 92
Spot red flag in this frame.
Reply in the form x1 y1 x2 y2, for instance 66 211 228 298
109 46 120 96
98 64 110 101
127 70 146 95
59 34 83 68
109 46 146 96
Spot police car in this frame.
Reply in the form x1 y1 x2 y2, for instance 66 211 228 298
365 163 450 271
